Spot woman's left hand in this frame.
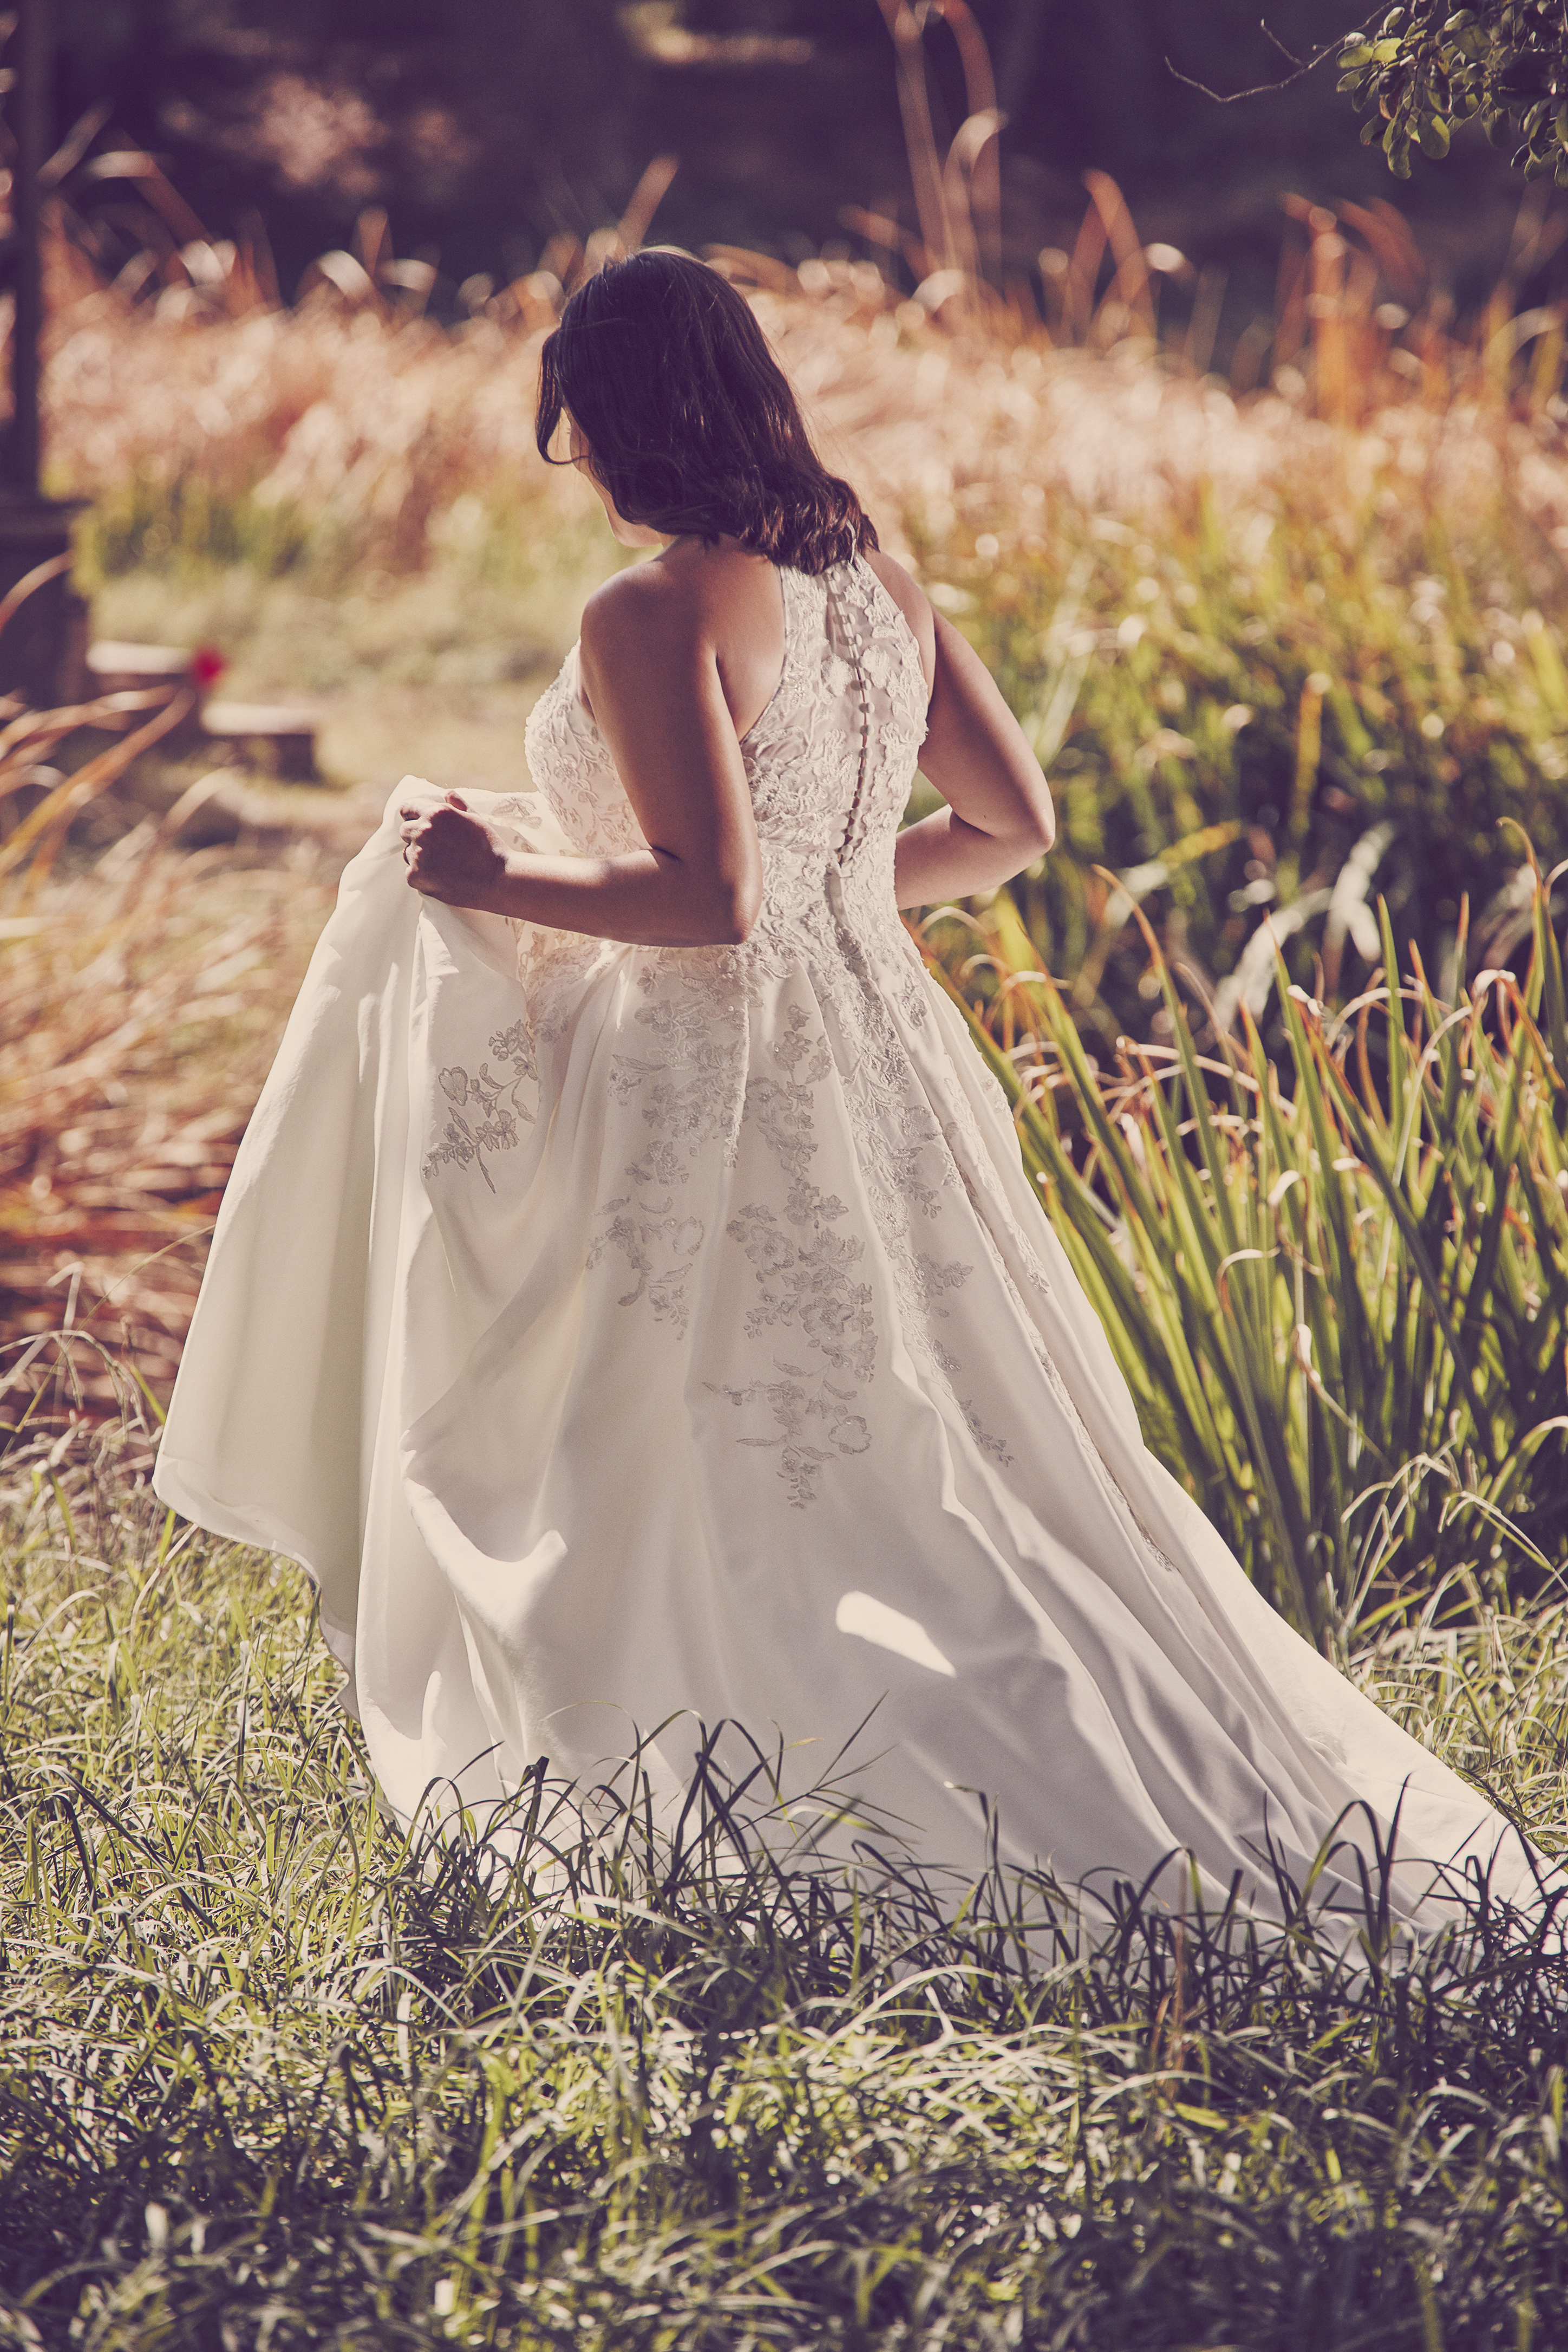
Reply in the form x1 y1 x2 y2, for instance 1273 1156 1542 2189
398 785 510 910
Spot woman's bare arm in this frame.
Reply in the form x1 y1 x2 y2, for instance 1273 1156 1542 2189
863 550 1055 911
400 560 765 946
401 541 1050 935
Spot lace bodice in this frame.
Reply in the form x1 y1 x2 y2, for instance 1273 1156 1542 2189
521 553 929 947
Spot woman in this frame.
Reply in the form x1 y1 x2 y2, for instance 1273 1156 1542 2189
154 252 1537 1923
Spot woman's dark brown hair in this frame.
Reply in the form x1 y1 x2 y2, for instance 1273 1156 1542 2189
535 250 877 574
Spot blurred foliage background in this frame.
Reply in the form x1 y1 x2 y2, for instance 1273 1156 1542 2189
49 0 1568 337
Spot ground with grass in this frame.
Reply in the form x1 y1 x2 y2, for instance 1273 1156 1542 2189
87 527 611 801
0 1407 1565 2351
0 845 338 1400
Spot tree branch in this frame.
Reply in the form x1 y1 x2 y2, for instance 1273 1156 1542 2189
1258 21 1305 68
1165 10 1382 105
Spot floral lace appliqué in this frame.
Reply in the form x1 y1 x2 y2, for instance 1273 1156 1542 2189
423 1017 538 1192
710 1366 871 1511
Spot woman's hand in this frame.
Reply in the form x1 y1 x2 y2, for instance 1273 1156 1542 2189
399 786 510 910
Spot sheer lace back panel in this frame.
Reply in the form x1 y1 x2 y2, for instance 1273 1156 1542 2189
522 554 929 950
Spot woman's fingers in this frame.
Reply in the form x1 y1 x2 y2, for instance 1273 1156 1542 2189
398 783 459 822
400 799 502 906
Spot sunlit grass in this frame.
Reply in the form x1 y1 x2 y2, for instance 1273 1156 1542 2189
1 1400 1565 2349
0 842 336 1399
923 459 1568 1053
87 553 603 799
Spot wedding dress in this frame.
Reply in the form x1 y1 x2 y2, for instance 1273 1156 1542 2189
153 554 1540 1922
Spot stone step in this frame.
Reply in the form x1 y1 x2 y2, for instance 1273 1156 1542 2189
200 700 321 782
85 641 208 753
84 644 323 781
86 641 194 691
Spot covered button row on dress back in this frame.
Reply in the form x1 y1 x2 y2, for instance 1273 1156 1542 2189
823 566 872 870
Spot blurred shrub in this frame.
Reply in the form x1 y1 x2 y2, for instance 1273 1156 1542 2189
922 461 1568 1053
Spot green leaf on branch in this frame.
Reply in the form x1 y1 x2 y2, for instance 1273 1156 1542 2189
1328 1 1568 182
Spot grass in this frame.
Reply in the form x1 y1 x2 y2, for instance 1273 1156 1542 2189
0 1393 1565 2350
0 838 336 1402
929 466 1568 1054
924 857 1568 1636
81 506 615 800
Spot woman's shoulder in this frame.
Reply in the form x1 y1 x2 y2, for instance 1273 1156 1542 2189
582 542 780 656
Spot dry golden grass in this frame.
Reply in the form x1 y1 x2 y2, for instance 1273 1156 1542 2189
0 831 335 1406
48 211 1568 587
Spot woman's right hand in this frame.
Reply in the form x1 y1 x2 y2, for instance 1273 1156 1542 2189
398 781 513 911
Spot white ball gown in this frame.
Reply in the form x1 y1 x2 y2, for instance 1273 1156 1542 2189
153 553 1541 1925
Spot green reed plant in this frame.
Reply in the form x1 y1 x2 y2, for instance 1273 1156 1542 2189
930 854 1568 1644
924 472 1568 1054
0 1391 1565 2350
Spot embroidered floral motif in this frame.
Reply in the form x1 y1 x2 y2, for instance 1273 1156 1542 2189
587 1196 704 1332
729 1200 876 1378
929 1338 1014 1467
489 794 547 842
422 1021 539 1192
962 1402 1013 1465
587 971 750 1336
710 1363 871 1510
606 969 750 1167
524 646 651 857
712 1003 879 1489
918 1256 972 1311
